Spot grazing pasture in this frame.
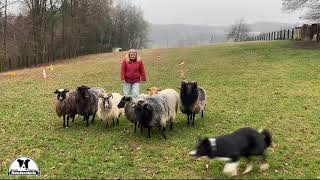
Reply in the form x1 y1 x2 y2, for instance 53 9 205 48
0 41 319 178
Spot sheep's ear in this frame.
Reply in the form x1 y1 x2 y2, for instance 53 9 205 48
145 103 152 110
158 87 162 91
64 89 69 93
54 90 59 94
98 94 104 98
108 94 113 98
125 96 132 101
177 87 181 90
181 80 188 85
146 88 150 91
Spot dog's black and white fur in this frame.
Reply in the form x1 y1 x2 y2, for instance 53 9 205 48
189 127 272 176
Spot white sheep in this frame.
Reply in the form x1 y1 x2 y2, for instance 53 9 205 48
97 93 125 126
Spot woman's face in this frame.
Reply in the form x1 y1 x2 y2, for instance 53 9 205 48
129 51 137 60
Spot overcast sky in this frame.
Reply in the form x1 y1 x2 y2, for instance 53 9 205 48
132 0 306 26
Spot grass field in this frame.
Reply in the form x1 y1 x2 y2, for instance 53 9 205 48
1 41 320 179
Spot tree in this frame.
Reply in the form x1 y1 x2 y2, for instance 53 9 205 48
227 19 250 42
282 0 320 21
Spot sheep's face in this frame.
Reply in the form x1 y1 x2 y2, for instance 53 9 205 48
77 85 91 99
54 89 69 101
134 100 152 127
146 87 161 95
117 96 132 108
100 94 113 109
181 80 198 95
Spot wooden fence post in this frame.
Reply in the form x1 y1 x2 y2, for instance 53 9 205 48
287 29 290 40
292 28 294 40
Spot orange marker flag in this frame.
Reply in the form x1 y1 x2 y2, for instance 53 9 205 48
43 69 47 79
179 61 185 79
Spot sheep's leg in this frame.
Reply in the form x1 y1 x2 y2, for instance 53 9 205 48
170 122 173 130
148 127 151 138
138 122 141 128
72 115 75 123
116 117 120 126
140 124 143 133
134 122 137 133
66 116 69 128
192 113 196 126
112 119 115 126
85 114 89 127
63 115 66 127
161 127 167 139
91 113 96 123
187 114 190 125
201 110 204 118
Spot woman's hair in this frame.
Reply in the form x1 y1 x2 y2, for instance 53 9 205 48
125 49 141 61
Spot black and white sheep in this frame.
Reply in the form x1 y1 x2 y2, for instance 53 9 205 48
179 80 207 126
75 85 106 127
54 89 77 128
117 94 148 132
134 89 179 139
97 93 125 126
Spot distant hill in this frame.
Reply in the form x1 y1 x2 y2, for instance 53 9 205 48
148 22 300 48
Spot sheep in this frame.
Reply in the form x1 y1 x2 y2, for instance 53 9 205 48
146 87 161 95
117 94 148 132
179 80 207 126
97 93 124 126
75 85 106 127
54 89 77 128
134 89 179 139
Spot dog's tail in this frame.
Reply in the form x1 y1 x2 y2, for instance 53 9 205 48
259 129 272 148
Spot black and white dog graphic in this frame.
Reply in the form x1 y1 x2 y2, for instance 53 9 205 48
189 127 272 176
17 159 31 170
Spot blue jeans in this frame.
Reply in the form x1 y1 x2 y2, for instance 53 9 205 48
123 82 140 95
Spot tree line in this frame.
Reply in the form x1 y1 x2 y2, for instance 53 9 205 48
0 0 149 72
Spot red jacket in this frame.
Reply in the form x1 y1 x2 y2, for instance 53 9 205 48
120 59 147 83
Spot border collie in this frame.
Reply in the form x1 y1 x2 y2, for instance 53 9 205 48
189 127 272 176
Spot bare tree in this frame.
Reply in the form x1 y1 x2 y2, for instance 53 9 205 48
2 0 7 70
227 19 250 42
282 0 320 21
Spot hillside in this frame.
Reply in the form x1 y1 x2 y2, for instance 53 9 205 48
1 41 319 178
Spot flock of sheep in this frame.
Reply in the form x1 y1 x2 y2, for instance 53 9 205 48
54 80 207 138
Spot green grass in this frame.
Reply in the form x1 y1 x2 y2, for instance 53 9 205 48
1 41 320 178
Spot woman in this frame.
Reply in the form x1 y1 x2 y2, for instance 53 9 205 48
120 49 147 95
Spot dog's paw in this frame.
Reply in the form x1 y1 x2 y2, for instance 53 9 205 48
223 162 240 177
260 163 269 171
242 163 253 174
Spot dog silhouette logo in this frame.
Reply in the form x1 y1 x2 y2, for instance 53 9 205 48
8 157 40 176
